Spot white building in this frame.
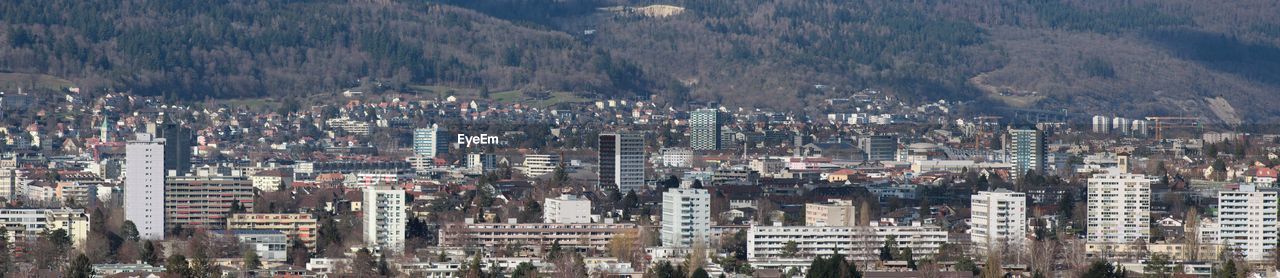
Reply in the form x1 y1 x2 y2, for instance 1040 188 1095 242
660 148 693 168
0 160 27 201
598 132 646 192
325 117 370 135
125 133 165 240
467 153 497 174
1086 170 1151 246
250 170 290 192
413 124 449 158
1131 120 1150 137
1112 117 1131 134
521 154 560 178
0 208 90 248
804 200 857 227
544 195 592 224
1006 128 1046 183
440 222 638 255
1217 184 1278 261
1092 115 1111 133
215 230 289 262
747 223 948 269
661 187 711 247
970 189 1027 254
363 185 406 253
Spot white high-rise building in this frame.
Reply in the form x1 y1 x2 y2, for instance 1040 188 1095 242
1131 120 1150 137
690 108 723 151
598 132 646 192
0 159 27 202
1086 170 1151 245
543 195 592 224
1006 128 1046 183
1217 184 1279 261
125 133 165 240
363 185 406 253
970 189 1027 254
1112 117 1131 135
661 187 711 247
413 124 449 158
1092 115 1111 133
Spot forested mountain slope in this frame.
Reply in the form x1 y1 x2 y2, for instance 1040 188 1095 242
3 0 1280 122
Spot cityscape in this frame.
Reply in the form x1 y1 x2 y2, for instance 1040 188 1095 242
0 88 1275 277
2 0 1280 277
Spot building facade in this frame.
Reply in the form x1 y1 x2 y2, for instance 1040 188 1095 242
661 187 711 247
970 189 1027 254
660 148 693 168
0 159 27 201
125 133 165 240
363 186 406 253
690 108 723 151
227 213 319 250
598 132 646 192
863 135 897 162
165 176 255 229
1006 128 1046 183
804 200 857 227
467 153 497 174
439 222 638 256
543 195 592 224
214 230 289 262
0 208 90 248
1086 170 1151 248
156 121 192 176
1217 185 1278 261
521 154 560 178
413 124 449 158
747 224 948 269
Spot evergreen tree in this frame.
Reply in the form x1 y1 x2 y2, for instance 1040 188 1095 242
879 235 896 261
1143 254 1171 277
512 262 537 278
243 250 262 270
141 240 162 266
457 255 486 278
377 253 394 276
804 254 861 278
1217 260 1237 278
955 257 979 275
1082 260 1125 278
287 237 310 267
317 216 342 251
782 240 800 257
692 267 711 278
121 221 140 242
165 254 192 277
647 261 684 278
352 248 378 276
902 247 916 270
65 253 94 278
547 241 563 261
229 200 245 214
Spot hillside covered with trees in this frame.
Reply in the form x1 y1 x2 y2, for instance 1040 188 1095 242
2 0 1280 121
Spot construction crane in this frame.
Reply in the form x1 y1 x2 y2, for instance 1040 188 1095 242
1145 116 1202 141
